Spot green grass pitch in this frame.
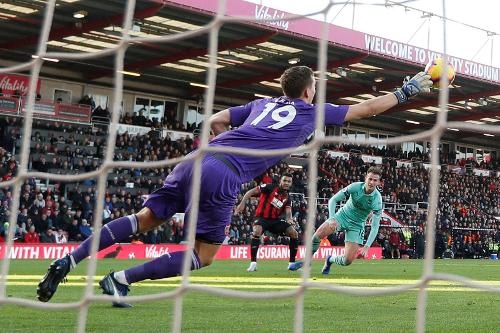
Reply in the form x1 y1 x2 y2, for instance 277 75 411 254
0 259 499 332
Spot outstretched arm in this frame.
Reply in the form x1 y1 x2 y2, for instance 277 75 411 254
345 93 398 121
234 186 260 214
345 72 432 122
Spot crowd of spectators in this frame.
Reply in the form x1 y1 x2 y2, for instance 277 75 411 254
0 115 499 260
80 94 198 132
118 110 200 133
328 143 499 171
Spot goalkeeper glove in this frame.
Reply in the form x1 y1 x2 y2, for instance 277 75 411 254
393 72 432 104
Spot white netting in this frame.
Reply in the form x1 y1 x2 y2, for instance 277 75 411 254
0 1 499 333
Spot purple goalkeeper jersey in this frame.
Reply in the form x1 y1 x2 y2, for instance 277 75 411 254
209 96 349 182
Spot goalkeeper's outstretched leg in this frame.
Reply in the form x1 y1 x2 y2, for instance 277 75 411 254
37 207 165 302
37 152 239 305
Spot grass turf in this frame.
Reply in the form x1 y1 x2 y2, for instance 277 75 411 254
0 259 499 332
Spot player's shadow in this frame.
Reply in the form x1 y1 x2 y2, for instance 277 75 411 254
103 245 123 259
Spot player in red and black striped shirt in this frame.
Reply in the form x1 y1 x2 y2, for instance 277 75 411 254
235 173 301 272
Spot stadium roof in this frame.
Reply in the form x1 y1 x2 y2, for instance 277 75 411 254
0 0 499 149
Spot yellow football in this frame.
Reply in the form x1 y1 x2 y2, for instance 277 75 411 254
425 57 455 88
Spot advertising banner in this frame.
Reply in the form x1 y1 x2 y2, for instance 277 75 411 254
166 0 499 83
473 168 491 177
117 124 151 136
55 103 91 122
396 160 413 168
0 244 382 260
162 129 194 140
327 150 350 160
0 74 41 96
0 96 20 113
423 163 441 170
361 155 382 164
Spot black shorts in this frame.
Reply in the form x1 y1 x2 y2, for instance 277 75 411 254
254 218 290 235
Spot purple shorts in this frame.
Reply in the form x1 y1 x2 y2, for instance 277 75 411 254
143 154 241 244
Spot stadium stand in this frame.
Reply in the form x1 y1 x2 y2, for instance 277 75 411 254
1 114 498 260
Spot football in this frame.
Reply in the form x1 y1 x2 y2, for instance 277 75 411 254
425 57 456 88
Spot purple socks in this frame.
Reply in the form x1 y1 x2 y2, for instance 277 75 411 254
124 250 201 283
69 213 202 284
71 215 138 264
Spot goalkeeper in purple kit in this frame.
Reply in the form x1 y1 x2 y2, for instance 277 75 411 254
37 66 432 307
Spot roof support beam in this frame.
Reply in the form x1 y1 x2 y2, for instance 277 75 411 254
384 88 500 115
0 3 164 50
0 14 40 25
321 54 369 73
329 80 400 99
403 104 500 132
448 109 500 122
218 54 369 89
88 32 277 80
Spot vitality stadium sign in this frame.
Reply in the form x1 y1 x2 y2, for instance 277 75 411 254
254 5 289 30
167 0 500 84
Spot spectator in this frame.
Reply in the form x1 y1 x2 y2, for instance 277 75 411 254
412 229 425 259
55 229 67 244
24 225 40 243
79 219 92 240
67 219 81 242
40 228 57 243
389 229 401 259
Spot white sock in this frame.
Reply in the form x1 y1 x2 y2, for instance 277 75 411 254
113 270 129 285
128 215 138 234
68 254 77 271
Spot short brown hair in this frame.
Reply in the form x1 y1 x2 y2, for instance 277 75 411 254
280 66 314 98
367 166 382 177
